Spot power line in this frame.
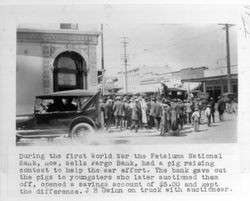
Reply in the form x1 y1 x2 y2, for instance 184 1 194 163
133 28 221 59
157 29 221 50
143 28 188 47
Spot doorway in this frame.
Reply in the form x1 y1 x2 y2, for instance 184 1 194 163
53 51 87 92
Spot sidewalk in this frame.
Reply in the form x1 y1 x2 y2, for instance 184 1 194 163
17 112 237 146
91 112 237 144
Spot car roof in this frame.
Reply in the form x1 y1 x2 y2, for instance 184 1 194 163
168 88 186 91
36 89 98 98
222 93 235 96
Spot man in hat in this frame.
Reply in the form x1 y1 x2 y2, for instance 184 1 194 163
192 107 200 132
113 96 125 130
154 98 162 131
149 98 156 129
160 99 171 136
209 97 215 123
177 100 185 130
185 100 193 124
123 98 130 129
102 97 113 131
217 96 226 121
130 98 141 133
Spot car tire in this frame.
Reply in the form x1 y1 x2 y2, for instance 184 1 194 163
70 122 95 143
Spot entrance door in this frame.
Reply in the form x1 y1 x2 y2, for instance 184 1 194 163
53 51 87 92
214 86 222 102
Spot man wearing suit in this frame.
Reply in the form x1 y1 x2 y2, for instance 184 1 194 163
154 98 162 131
149 98 156 129
102 98 113 131
113 96 125 130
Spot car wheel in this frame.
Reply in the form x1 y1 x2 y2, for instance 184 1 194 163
70 123 95 142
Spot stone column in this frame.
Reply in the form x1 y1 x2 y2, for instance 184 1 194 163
42 44 52 94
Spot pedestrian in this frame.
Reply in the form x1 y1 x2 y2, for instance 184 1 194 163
217 96 226 121
102 98 113 131
149 98 156 129
170 100 178 133
198 100 203 124
130 98 140 132
165 100 171 134
192 107 200 132
140 97 148 128
177 100 185 130
160 99 171 136
205 104 211 127
123 98 130 129
145 98 151 128
154 98 162 131
113 96 125 130
209 97 215 123
185 100 193 124
98 99 105 129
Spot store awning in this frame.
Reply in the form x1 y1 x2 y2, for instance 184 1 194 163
181 74 238 82
182 82 202 92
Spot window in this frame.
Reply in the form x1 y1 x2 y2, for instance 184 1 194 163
79 96 91 109
53 51 87 92
35 97 78 113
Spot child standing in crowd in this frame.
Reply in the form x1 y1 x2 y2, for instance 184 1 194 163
192 107 200 132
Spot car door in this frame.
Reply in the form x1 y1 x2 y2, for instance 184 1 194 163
25 97 78 137
33 111 77 136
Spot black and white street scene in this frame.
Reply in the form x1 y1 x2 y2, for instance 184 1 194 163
16 23 238 145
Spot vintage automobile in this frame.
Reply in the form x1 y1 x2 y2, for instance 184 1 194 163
190 90 210 110
16 90 100 143
221 92 237 103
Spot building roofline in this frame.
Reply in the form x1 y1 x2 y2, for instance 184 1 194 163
173 66 208 73
181 73 238 82
17 28 101 36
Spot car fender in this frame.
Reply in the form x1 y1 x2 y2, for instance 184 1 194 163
69 116 97 132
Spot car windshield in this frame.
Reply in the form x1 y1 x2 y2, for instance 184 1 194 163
34 97 78 113
79 96 92 109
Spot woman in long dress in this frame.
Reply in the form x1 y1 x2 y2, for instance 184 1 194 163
170 101 178 134
140 98 148 127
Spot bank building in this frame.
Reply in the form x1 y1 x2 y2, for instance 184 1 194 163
16 24 100 114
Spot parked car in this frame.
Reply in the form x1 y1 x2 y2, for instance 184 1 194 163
16 90 100 143
191 90 209 110
220 93 238 113
221 93 237 103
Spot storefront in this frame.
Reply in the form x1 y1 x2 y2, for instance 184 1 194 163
182 74 238 102
17 28 100 114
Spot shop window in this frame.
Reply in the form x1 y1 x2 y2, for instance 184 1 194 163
223 85 228 93
53 51 87 92
233 84 238 95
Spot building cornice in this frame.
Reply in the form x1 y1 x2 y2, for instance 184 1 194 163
17 28 100 45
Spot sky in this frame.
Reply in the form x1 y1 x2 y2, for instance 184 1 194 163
99 23 237 76
18 23 238 77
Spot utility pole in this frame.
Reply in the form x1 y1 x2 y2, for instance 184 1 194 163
121 37 129 94
101 24 105 95
219 23 233 93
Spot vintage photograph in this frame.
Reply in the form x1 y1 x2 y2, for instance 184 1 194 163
16 23 238 145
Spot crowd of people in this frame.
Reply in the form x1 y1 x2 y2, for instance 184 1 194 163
99 94 236 135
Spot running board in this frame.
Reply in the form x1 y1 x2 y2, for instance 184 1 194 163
16 133 68 138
